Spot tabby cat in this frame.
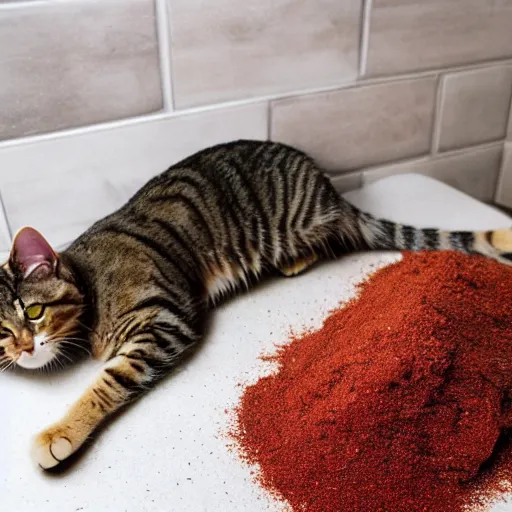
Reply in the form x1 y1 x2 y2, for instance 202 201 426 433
1 140 510 470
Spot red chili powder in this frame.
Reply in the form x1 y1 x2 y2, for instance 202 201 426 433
232 251 512 512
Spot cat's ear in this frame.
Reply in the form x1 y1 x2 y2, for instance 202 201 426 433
9 227 58 279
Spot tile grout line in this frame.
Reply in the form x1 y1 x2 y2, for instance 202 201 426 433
155 0 174 111
164 0 179 111
0 0 47 10
0 84 356 151
430 74 445 155
2 56 512 152
360 56 512 83
358 0 372 77
0 190 13 244
504 82 512 140
493 141 507 203
494 87 512 202
359 139 506 176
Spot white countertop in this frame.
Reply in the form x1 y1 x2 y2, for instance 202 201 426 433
1 174 511 512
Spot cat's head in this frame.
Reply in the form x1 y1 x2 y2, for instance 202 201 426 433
0 227 86 370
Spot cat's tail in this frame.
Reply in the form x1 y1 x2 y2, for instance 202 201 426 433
348 205 512 265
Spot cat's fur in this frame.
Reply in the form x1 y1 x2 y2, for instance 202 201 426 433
0 140 510 469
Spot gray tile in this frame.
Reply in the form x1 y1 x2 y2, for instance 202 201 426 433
271 77 437 171
366 0 512 76
0 103 268 249
496 143 512 208
0 0 162 141
438 66 512 151
328 172 362 194
345 173 511 230
169 0 362 108
362 145 503 202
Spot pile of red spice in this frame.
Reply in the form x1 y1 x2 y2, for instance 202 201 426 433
232 251 512 512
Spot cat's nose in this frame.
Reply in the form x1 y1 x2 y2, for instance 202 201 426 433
18 328 34 353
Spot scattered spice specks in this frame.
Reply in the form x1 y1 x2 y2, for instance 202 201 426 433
231 252 512 512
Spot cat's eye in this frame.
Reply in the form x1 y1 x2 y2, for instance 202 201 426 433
0 326 14 338
25 304 45 321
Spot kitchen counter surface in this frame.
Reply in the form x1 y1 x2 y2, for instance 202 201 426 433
1 174 510 512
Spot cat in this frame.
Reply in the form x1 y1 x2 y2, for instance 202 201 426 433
0 140 510 470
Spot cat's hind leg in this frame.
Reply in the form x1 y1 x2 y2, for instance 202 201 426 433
278 252 319 277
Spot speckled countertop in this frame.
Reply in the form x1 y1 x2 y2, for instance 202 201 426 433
1 174 511 512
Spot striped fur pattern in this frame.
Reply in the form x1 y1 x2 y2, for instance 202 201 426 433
0 140 510 470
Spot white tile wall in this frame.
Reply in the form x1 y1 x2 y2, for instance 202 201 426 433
0 195 11 257
168 0 363 108
0 104 268 248
363 144 503 202
0 0 163 141
437 67 512 151
365 0 512 76
0 0 511 222
271 77 437 171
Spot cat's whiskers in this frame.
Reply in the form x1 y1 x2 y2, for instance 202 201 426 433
0 359 15 372
56 350 74 365
37 360 50 374
61 345 91 357
48 335 90 347
49 324 84 342
54 338 91 356
51 336 89 344
43 357 57 374
53 356 67 371
75 319 93 333
58 336 90 343
50 356 61 373
41 350 67 373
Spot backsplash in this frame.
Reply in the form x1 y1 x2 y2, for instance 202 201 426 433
0 0 163 139
1 0 512 232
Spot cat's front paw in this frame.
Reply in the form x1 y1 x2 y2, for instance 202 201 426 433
31 425 74 469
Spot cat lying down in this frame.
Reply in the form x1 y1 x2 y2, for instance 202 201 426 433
0 140 510 469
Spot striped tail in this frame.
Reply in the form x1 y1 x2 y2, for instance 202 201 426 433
354 209 512 266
